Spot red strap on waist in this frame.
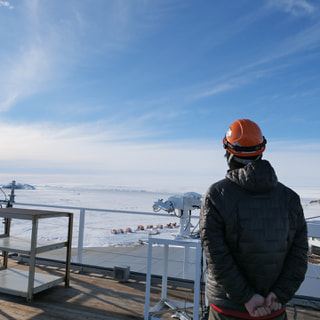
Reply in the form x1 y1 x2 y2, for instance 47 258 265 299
211 303 285 319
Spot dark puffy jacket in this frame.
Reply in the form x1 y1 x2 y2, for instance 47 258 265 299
200 159 308 314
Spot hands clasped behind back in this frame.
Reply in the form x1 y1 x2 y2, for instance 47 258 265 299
244 292 282 318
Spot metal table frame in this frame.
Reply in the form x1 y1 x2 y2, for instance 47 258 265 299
144 236 202 320
0 208 73 301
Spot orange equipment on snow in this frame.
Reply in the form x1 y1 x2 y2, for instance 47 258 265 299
223 119 266 157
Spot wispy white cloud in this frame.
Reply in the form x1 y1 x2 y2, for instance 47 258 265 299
181 0 319 101
267 140 320 188
196 84 237 98
194 19 320 99
0 46 52 111
0 1 14 9
0 121 319 191
0 121 225 191
266 0 317 16
0 1 58 111
0 1 180 111
193 65 277 99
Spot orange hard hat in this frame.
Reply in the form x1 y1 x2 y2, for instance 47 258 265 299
223 119 266 157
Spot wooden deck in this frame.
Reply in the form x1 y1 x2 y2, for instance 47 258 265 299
0 258 319 320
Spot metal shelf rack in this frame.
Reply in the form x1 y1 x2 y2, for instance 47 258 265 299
0 208 73 301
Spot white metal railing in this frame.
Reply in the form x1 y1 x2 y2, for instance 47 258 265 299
13 202 200 264
7 201 320 265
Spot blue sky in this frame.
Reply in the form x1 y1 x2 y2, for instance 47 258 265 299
0 0 319 192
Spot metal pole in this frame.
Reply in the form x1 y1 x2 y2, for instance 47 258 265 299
8 180 16 207
77 208 85 264
144 238 153 320
28 218 38 302
193 242 202 320
162 244 169 300
65 213 73 287
183 245 190 279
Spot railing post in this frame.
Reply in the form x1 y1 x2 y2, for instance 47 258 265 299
183 245 190 279
77 208 86 264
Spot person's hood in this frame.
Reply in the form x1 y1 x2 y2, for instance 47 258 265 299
226 159 278 194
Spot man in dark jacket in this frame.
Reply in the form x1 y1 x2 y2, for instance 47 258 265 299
200 119 308 319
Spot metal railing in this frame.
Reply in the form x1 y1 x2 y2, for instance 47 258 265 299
7 200 320 266
13 201 200 264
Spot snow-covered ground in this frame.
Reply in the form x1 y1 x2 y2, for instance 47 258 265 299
2 184 193 247
1 184 319 248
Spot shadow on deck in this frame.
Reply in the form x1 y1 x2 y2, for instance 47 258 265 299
0 258 319 320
